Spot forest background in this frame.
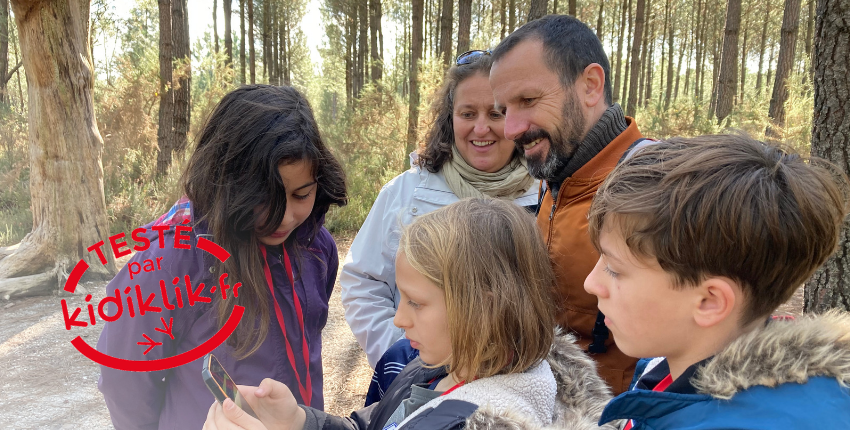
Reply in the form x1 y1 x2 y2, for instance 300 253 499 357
0 0 841 306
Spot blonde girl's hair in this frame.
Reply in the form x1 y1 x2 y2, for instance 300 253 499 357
399 198 555 380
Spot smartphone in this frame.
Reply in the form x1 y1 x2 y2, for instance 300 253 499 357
202 353 259 419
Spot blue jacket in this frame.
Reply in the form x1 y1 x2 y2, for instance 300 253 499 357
600 312 850 429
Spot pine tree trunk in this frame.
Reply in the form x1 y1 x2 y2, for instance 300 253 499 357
643 20 655 108
248 0 255 83
627 0 645 116
509 0 516 33
553 0 558 13
224 0 232 67
622 0 633 107
569 0 576 15
528 0 548 21
213 0 220 54
262 0 269 82
596 0 604 41
407 0 424 167
439 0 453 67
739 2 750 104
458 0 472 55
0 0 8 105
715 0 742 123
370 0 383 83
613 0 628 103
805 0 850 313
358 0 367 92
693 0 704 101
664 0 675 111
767 0 802 136
240 0 245 83
709 17 721 117
500 0 506 39
172 0 191 155
756 1 770 96
2 0 115 297
802 0 814 90
156 0 175 176
766 42 776 95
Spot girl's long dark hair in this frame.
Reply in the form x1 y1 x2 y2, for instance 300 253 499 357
182 85 347 358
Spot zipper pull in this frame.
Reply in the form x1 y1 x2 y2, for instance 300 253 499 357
549 203 556 221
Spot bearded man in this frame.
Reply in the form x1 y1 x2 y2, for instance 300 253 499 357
490 14 648 395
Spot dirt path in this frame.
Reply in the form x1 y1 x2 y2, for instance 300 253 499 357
0 232 371 429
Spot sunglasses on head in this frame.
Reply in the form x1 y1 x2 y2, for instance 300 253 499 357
456 50 491 66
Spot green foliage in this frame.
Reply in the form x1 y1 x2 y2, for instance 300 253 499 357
319 86 410 233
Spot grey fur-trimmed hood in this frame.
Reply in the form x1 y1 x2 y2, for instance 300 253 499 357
693 310 850 399
465 332 618 430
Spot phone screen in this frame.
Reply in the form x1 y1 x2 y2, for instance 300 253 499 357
202 353 259 418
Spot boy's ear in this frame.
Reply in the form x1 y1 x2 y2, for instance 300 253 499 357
693 277 739 328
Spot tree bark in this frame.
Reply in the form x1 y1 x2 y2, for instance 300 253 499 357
224 0 232 67
248 0 255 83
715 0 742 124
357 0 367 94
805 0 850 313
458 0 472 55
693 0 704 101
756 0 771 96
370 0 383 84
438 0 453 67
213 0 219 54
739 1 750 104
622 0 633 107
569 0 576 15
262 0 269 82
528 0 548 22
509 0 516 33
156 0 174 176
500 0 506 39
664 0 675 111
613 0 627 103
239 0 245 83
627 0 645 117
172 0 190 156
407 0 424 168
3 0 115 297
596 0 604 41
0 0 8 105
767 0 802 136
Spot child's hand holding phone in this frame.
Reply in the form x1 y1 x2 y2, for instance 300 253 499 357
203 379 307 430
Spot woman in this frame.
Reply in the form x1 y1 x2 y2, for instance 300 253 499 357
97 85 347 429
339 50 539 394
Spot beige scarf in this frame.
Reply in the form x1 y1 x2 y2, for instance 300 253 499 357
441 145 535 200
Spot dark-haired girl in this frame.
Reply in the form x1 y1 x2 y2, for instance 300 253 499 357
97 85 347 430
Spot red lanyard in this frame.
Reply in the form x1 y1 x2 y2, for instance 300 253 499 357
260 245 312 407
440 380 466 396
623 374 673 430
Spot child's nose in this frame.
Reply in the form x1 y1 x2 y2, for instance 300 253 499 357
393 307 409 329
584 258 610 299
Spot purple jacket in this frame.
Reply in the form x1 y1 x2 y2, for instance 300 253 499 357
97 205 337 430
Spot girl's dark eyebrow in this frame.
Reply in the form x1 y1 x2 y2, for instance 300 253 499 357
293 181 317 191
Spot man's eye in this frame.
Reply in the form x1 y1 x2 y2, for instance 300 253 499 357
522 97 536 106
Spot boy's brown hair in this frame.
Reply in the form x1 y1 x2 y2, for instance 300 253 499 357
400 198 555 380
588 134 849 325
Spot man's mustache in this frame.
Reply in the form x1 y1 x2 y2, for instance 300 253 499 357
514 128 552 150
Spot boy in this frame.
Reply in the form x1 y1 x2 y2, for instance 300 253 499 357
584 134 850 428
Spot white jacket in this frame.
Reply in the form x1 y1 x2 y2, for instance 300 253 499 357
400 361 557 427
340 160 540 367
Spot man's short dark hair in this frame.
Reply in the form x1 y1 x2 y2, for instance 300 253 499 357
492 15 612 105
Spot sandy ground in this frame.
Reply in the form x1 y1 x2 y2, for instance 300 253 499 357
0 229 807 429
0 232 371 429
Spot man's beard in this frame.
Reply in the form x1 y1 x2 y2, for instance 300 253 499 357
514 93 586 181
